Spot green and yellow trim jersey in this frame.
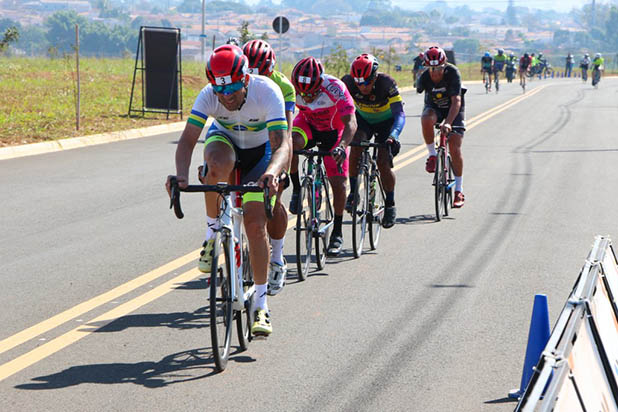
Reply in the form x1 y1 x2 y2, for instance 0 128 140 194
268 70 296 112
341 73 402 124
593 57 604 68
187 75 287 149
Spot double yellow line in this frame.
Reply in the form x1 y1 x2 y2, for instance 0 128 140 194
0 85 547 382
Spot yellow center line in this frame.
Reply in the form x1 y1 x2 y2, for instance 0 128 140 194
0 84 547 382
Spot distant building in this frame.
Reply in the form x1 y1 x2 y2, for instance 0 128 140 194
25 1 92 13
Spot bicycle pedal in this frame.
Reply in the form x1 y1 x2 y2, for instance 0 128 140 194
243 280 254 287
251 332 269 339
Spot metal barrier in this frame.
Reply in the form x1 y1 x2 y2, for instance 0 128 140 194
515 236 618 411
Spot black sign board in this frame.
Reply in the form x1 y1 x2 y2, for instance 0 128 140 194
272 16 289 34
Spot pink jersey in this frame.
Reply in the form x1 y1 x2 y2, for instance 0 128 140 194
295 74 355 132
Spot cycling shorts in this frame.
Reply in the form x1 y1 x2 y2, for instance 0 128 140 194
292 115 349 178
354 113 394 144
422 105 465 137
482 67 493 74
204 126 272 204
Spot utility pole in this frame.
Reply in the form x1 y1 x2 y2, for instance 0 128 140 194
201 0 206 63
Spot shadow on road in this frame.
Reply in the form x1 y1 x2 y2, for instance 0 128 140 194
14 347 253 390
81 307 211 332
395 214 437 225
484 396 518 404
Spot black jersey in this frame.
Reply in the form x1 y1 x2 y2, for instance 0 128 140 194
341 73 402 124
416 63 465 110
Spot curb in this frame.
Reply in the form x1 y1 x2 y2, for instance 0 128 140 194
0 121 186 161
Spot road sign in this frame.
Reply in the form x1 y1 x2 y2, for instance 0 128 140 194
272 16 289 34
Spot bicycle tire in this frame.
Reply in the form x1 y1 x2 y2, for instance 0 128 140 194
434 149 445 222
444 155 453 217
352 168 368 258
210 230 233 372
368 172 385 250
236 232 252 351
316 175 333 269
295 182 312 281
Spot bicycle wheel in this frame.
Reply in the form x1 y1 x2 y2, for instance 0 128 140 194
315 176 333 269
295 182 312 281
484 73 489 93
495 73 499 92
434 149 445 222
236 232 252 351
368 172 385 250
210 230 233 372
443 155 453 217
351 169 368 258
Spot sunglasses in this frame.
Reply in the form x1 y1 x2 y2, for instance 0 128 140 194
354 76 375 86
212 81 244 95
300 90 321 99
429 66 445 72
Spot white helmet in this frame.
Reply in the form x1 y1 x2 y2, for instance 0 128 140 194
595 53 602 59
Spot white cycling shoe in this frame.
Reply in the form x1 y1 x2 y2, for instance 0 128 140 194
267 258 287 296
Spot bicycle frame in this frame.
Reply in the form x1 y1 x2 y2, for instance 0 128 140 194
298 151 335 239
437 130 456 194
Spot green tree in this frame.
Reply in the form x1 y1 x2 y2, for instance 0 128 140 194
45 10 87 53
17 25 48 55
0 26 19 54
453 38 479 55
239 21 251 45
323 44 349 78
605 7 618 49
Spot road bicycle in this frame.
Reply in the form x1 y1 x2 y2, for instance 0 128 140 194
169 173 272 372
293 149 335 281
432 124 455 222
494 68 501 93
483 71 491 94
520 70 527 93
592 66 602 88
348 141 390 258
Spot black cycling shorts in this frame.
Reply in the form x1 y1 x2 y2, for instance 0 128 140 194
353 113 394 144
422 106 466 137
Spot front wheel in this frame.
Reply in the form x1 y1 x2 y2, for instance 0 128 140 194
434 150 445 222
368 173 385 250
315 176 333 269
295 183 312 281
236 232 252 351
210 231 233 372
351 169 368 258
443 155 453 217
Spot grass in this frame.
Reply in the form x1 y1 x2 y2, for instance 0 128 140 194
1 57 615 147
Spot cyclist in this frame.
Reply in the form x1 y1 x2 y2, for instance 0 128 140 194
165 45 290 336
493 48 507 86
288 57 357 256
417 46 466 208
565 53 574 77
530 53 538 76
412 52 424 85
243 39 295 296
341 53 405 229
592 53 605 85
519 52 531 85
505 52 517 83
480 51 493 91
580 53 591 82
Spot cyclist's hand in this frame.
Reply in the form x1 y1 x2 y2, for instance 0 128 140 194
258 173 279 195
166 175 187 198
332 145 347 165
386 137 401 157
440 123 452 136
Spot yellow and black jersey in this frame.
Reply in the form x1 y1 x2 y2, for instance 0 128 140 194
341 73 402 125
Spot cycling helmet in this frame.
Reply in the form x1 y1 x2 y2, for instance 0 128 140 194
595 53 601 58
226 37 240 46
350 53 379 83
424 46 447 66
523 52 529 58
538 52 543 58
243 39 276 76
509 52 514 57
291 57 324 95
205 45 249 86
484 51 491 57
418 52 424 59
497 48 504 55
585 53 589 57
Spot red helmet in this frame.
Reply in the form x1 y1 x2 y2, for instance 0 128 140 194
291 57 324 95
424 46 447 67
242 39 276 76
350 53 379 83
418 52 424 59
205 44 248 86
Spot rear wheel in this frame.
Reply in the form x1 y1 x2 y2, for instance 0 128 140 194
434 150 445 222
444 155 453 217
352 169 368 258
236 232 252 351
210 231 233 372
316 176 333 269
295 183 312 281
369 172 385 250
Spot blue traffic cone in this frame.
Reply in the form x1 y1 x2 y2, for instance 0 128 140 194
508 294 551 399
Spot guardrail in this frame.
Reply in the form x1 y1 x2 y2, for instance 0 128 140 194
515 235 618 411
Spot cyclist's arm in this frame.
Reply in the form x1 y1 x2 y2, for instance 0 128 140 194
284 109 294 170
265 128 290 179
389 100 405 140
175 122 202 181
340 113 357 148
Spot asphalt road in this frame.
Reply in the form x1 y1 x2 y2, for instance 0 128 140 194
1 77 617 411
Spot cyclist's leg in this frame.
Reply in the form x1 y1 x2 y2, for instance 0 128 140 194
373 121 397 227
421 106 439 171
446 110 465 207
347 113 370 210
289 117 313 213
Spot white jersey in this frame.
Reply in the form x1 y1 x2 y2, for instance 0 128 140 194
187 75 287 149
